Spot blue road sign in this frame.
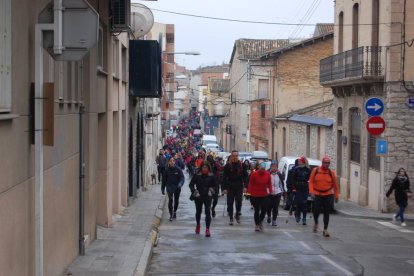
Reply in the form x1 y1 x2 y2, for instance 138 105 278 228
408 98 414 109
365 97 384 116
376 139 388 155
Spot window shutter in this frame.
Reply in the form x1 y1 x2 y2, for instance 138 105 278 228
0 0 11 112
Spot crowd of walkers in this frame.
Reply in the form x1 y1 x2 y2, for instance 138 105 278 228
156 111 411 238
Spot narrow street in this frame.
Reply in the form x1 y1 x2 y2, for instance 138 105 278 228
147 174 414 276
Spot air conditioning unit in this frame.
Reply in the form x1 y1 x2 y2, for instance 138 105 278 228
111 0 131 32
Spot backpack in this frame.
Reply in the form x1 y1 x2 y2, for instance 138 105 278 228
314 167 334 193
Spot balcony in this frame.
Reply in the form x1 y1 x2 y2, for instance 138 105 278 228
320 46 384 87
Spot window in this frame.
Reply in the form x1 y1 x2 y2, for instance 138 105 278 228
258 79 268 99
97 26 107 71
372 0 380 47
337 107 343 126
368 135 380 170
112 39 119 77
0 0 11 112
338 12 344 53
121 46 127 81
350 108 361 163
261 104 266 118
352 4 359 49
246 114 249 129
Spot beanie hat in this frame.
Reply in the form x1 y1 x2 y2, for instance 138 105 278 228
322 156 331 163
299 156 306 163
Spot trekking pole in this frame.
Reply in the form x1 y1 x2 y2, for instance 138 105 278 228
222 194 227 217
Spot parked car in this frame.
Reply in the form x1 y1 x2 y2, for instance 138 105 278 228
217 151 231 161
249 151 270 167
278 156 322 211
202 135 217 146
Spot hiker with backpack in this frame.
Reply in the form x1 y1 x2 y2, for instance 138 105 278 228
309 156 339 237
290 156 312 225
223 150 247 225
189 161 216 237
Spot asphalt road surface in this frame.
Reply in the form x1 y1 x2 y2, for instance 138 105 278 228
147 175 414 276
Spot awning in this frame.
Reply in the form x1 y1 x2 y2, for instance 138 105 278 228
286 114 334 127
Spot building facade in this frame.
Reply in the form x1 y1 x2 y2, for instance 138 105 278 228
320 0 414 212
0 0 130 275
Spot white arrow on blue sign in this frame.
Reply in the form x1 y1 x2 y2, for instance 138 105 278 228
365 97 384 116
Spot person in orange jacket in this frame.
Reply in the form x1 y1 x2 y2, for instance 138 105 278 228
247 162 273 232
309 156 339 237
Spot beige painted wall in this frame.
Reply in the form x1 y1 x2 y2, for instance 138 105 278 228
0 1 130 275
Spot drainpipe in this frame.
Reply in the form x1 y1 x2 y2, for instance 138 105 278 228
79 104 85 255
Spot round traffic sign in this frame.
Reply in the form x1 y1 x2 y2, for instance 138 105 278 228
366 116 386 136
365 97 384 116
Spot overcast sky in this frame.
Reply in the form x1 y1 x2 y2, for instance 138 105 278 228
132 0 335 70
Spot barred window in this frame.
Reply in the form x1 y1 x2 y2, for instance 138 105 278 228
350 108 361 163
368 135 380 170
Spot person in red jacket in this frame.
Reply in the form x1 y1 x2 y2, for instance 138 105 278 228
247 161 273 232
309 156 339 237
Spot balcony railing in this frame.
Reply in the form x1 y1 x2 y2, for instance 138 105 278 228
320 46 384 85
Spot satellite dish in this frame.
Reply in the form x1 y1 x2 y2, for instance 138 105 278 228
131 4 154 38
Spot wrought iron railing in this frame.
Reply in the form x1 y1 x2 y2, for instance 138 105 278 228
320 46 384 84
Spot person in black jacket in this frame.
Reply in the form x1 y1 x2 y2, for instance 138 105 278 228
386 168 412 227
223 150 247 225
189 161 216 237
162 157 185 221
290 156 312 225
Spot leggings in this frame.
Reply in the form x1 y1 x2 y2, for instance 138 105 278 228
227 187 243 219
313 194 334 230
167 188 182 216
267 194 282 220
195 195 212 228
250 196 269 225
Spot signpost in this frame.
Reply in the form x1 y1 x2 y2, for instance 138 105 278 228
365 97 384 116
366 116 386 136
376 139 388 155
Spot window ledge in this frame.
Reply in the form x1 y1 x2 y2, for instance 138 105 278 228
97 67 108 76
0 114 19 120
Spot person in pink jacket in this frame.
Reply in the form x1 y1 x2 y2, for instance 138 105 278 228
247 162 273 232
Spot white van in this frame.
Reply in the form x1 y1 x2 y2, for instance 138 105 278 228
202 135 217 146
278 156 322 192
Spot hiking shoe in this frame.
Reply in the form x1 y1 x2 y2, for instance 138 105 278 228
255 225 261 232
229 219 234 226
401 222 407 227
323 230 330 237
169 216 173 222
272 220 277 227
313 223 318 233
392 214 398 222
267 216 271 224
212 209 216 218
235 215 241 224
205 228 211 237
302 219 307 226
295 216 301 223
172 212 177 219
259 223 264 232
195 224 200 234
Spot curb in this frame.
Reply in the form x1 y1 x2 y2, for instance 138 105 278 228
134 194 166 276
336 209 414 222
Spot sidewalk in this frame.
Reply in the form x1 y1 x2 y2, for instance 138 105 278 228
335 200 414 221
65 184 165 276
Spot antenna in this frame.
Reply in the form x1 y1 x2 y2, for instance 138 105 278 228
131 3 154 38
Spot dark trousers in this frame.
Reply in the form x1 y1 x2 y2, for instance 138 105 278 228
396 203 406 222
294 192 308 221
227 187 243 219
157 166 165 183
313 194 334 230
195 195 212 228
251 196 268 225
267 194 282 221
167 188 181 216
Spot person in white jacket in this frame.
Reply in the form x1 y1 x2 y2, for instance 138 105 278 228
266 161 285 226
